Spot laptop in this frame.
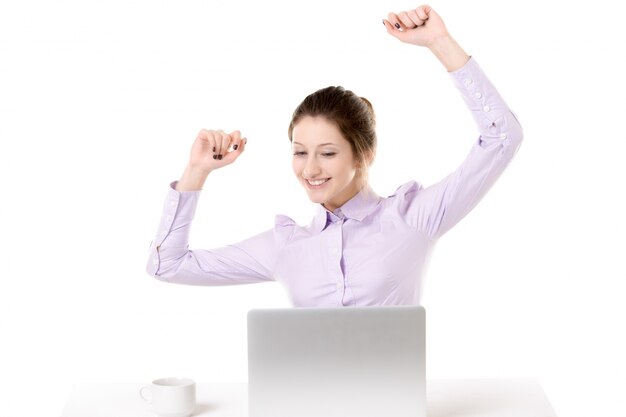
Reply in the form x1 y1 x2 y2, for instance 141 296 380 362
247 306 426 417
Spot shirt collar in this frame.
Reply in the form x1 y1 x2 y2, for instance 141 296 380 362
309 186 381 233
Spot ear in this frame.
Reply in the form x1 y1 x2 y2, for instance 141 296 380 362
363 149 375 167
355 150 375 171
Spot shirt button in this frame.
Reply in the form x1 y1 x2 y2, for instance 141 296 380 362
152 259 158 266
483 105 491 113
332 247 339 254
336 282 342 290
166 215 173 223
500 133 507 139
464 78 473 86
474 92 482 99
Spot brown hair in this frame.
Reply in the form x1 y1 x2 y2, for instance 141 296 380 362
288 86 377 187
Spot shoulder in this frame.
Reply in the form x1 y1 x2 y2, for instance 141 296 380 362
272 213 317 247
274 214 298 230
380 180 430 223
386 180 424 204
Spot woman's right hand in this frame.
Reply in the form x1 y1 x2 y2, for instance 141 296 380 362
176 129 247 191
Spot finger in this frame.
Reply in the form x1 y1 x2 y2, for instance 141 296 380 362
197 129 212 144
236 137 247 155
218 131 232 160
213 129 226 159
205 131 219 160
407 9 425 27
397 11 416 29
383 18 396 34
415 5 432 21
229 130 242 151
383 17 410 43
222 136 247 165
387 12 403 30
197 129 218 157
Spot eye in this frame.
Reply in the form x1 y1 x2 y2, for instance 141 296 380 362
293 151 307 157
321 152 336 157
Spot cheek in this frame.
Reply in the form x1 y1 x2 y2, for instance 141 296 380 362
292 158 303 177
334 158 357 180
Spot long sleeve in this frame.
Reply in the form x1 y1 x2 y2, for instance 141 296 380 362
396 57 523 238
146 183 278 285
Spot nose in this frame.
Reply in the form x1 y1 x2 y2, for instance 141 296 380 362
303 155 321 178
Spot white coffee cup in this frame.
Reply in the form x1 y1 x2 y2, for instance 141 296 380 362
139 377 196 417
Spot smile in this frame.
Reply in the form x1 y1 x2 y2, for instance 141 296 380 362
306 178 330 187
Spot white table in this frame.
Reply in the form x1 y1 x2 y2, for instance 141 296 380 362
61 379 557 417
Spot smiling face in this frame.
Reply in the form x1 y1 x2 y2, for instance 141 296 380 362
291 116 360 212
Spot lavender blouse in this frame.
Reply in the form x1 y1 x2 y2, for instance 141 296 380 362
146 58 523 307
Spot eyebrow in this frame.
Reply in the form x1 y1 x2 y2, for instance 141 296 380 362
292 142 338 147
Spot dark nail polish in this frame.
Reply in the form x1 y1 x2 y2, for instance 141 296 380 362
213 155 217 160
394 23 401 29
233 144 238 150
213 147 216 152
218 155 223 160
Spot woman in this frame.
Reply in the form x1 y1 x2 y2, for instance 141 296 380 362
146 5 523 307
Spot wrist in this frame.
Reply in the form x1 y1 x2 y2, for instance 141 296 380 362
176 165 211 191
427 34 470 72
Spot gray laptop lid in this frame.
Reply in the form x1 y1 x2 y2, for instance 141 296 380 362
247 306 426 417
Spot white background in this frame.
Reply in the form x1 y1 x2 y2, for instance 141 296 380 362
1 0 625 416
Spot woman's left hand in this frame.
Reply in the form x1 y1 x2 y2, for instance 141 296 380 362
383 5 449 47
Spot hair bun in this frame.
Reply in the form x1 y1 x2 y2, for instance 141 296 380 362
360 97 375 123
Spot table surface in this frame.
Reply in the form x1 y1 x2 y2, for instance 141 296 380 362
61 378 557 417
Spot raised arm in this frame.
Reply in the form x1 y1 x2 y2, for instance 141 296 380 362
383 5 523 238
146 129 279 286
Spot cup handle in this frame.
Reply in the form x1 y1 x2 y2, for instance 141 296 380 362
139 386 153 404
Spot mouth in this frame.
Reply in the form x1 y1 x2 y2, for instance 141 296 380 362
305 178 330 188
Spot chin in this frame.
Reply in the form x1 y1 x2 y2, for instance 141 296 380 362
306 195 325 205
303 190 327 205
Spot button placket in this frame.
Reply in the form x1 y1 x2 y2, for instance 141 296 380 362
328 219 345 292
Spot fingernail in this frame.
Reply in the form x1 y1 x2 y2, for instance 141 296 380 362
233 144 238 150
218 155 223 160
213 155 217 160
243 138 248 144
213 147 216 152
382 19 385 26
394 23 400 29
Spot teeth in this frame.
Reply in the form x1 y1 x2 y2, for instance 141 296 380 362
308 178 328 186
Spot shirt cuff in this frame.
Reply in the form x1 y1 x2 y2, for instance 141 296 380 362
449 57 509 126
449 57 521 150
155 182 201 246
